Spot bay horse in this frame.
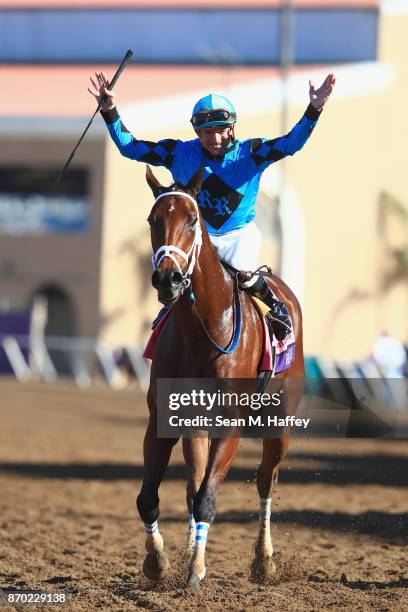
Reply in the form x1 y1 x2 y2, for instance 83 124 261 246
136 165 305 590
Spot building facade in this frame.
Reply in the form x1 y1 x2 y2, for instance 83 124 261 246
1 0 406 360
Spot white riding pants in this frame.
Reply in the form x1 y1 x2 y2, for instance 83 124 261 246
209 222 261 287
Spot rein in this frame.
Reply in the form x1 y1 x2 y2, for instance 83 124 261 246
151 190 242 355
191 274 242 355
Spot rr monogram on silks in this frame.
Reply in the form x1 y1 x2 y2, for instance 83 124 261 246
196 173 243 230
199 189 233 219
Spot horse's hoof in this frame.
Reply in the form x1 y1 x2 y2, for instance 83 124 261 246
143 550 170 581
250 556 277 583
186 572 201 592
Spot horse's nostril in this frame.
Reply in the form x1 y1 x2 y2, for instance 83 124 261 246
151 270 162 288
152 269 182 290
170 271 183 286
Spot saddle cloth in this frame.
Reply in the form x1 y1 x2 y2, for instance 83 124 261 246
143 298 296 375
143 307 172 360
248 296 296 375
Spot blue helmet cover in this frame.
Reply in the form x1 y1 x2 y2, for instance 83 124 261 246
191 94 237 129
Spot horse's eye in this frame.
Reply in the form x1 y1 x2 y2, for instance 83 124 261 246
190 218 198 228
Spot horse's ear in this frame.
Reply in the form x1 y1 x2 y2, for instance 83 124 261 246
145 165 163 198
185 163 204 197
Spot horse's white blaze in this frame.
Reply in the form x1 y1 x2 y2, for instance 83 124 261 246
144 521 164 554
189 521 209 580
187 513 196 551
256 498 273 557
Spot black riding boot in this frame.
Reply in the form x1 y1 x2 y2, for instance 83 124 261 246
245 276 292 341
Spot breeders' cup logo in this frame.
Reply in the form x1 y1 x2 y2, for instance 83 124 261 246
285 347 293 365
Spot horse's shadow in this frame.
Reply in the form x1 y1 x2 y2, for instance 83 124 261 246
1 451 408 486
155 510 407 545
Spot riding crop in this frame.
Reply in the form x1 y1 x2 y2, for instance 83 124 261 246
55 49 134 186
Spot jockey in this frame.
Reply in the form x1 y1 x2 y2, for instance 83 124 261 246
89 73 335 340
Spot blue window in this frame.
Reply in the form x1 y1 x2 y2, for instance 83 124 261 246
295 9 378 63
0 8 378 65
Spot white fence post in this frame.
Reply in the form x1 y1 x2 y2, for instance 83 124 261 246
2 336 32 382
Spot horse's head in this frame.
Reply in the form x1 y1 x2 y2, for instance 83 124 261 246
146 165 204 305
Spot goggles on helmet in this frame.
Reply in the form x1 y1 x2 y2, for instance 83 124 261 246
191 109 237 129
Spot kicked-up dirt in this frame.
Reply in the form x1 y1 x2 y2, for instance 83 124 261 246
0 380 407 610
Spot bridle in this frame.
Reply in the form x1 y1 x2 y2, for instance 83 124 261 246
151 191 202 295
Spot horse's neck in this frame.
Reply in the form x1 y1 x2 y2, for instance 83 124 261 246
173 221 233 339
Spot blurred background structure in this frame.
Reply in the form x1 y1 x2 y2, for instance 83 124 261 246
0 0 407 389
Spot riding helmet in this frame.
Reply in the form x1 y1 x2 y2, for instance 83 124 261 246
190 94 237 129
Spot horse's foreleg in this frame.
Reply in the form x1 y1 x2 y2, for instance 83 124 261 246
252 374 304 581
136 416 178 580
187 436 241 590
182 436 209 551
251 436 289 582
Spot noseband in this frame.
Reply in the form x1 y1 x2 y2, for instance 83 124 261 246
151 191 202 293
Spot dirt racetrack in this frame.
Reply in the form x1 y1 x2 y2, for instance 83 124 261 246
0 379 407 611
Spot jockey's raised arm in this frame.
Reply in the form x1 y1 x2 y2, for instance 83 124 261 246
101 106 180 170
88 70 178 168
248 72 335 169
247 104 321 173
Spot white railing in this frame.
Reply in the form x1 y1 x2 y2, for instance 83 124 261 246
2 335 407 410
0 334 150 391
306 355 408 411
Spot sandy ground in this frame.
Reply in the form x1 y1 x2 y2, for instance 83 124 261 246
0 379 407 611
